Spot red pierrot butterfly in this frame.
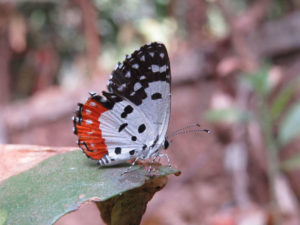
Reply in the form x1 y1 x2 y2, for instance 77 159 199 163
73 42 208 168
73 42 171 167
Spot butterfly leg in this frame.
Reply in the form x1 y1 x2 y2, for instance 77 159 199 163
121 157 141 175
147 152 172 174
157 153 171 167
146 152 161 173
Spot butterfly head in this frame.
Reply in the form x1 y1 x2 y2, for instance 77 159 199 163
163 138 170 149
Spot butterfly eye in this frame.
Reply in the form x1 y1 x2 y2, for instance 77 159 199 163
163 139 169 149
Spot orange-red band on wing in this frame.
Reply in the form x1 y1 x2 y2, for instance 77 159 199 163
74 98 108 160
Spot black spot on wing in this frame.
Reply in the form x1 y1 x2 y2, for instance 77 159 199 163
131 136 137 141
129 150 135 155
138 124 146 133
151 92 162 100
115 147 121 154
121 105 133 118
121 112 126 118
124 105 133 113
118 123 128 132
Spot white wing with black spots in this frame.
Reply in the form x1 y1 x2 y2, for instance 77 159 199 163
99 99 157 163
107 42 171 154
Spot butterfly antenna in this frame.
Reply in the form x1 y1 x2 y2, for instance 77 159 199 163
166 124 210 140
167 123 200 138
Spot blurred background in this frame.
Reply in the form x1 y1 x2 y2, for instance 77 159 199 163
1 0 300 224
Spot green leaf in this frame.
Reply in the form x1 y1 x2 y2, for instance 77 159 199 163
0 150 179 225
281 154 300 171
279 101 300 146
271 78 300 120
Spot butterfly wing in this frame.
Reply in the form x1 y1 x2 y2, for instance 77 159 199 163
108 42 171 152
73 42 171 165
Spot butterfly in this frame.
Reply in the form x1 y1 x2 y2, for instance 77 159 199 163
73 42 172 167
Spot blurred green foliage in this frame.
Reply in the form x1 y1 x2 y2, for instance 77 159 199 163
281 154 300 171
279 101 300 146
206 4 228 38
205 108 252 124
223 0 296 19
95 0 177 70
243 66 300 149
9 0 178 100
270 80 299 121
243 65 271 97
206 65 300 170
16 0 173 58
8 0 300 100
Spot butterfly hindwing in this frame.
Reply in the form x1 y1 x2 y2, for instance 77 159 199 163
73 96 111 160
73 42 171 165
99 98 157 161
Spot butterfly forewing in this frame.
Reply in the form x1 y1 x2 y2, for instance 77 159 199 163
108 42 171 149
73 42 171 165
